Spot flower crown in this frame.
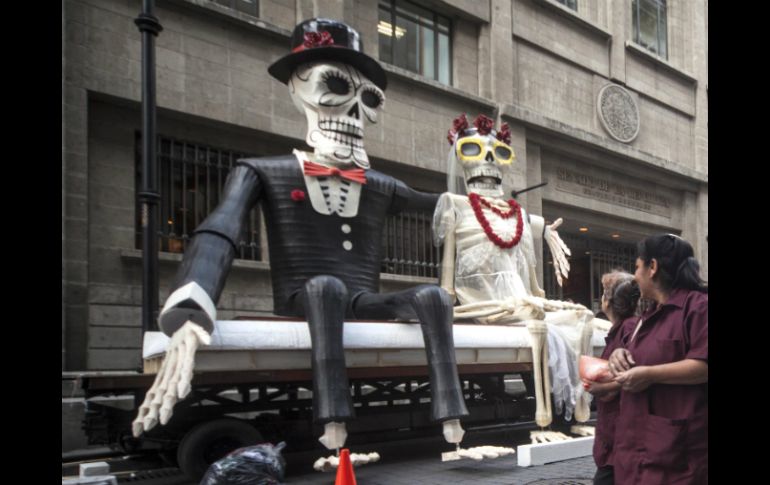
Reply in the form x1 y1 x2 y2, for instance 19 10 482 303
447 114 511 145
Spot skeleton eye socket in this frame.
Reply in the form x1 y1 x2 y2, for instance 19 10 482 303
460 142 482 156
324 73 351 95
361 89 383 108
495 146 512 160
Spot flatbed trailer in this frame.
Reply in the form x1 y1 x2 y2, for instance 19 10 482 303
77 317 606 479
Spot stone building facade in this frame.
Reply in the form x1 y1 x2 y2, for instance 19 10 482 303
62 0 708 371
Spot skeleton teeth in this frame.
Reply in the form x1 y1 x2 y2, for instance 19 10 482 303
319 118 364 138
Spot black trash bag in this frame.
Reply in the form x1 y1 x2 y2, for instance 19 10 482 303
200 442 287 485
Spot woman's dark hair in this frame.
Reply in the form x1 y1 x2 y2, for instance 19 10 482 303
602 271 640 324
609 278 641 322
637 234 707 293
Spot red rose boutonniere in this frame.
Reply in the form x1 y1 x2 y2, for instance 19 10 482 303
291 189 306 202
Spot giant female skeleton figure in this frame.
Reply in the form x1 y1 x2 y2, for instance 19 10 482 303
433 114 596 440
132 18 469 450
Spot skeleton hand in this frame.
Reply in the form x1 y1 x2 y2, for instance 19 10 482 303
132 321 211 437
544 218 571 286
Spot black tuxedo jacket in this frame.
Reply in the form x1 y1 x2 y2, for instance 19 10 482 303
164 155 438 330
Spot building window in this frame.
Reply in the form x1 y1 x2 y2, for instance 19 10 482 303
378 0 452 85
135 135 263 261
212 0 258 16
632 0 667 59
554 0 578 11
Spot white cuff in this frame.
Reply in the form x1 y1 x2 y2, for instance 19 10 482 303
529 214 545 240
159 282 216 336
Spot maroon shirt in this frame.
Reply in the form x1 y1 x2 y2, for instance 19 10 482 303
612 288 708 485
593 316 637 468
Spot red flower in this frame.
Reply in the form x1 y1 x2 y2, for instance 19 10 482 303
474 114 495 135
303 31 334 49
447 113 469 145
496 123 512 145
291 189 306 202
468 192 523 249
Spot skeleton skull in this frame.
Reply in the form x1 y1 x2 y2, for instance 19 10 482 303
453 129 515 198
289 62 385 169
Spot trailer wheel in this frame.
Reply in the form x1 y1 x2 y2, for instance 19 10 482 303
177 418 263 480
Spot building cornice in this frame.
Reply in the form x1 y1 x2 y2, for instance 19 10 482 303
501 103 708 184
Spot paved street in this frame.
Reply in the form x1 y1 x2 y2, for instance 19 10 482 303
286 454 596 484
284 430 597 485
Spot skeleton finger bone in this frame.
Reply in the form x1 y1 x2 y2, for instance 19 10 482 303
132 347 172 437
144 344 179 430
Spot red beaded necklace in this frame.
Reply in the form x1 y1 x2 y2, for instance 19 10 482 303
468 192 524 249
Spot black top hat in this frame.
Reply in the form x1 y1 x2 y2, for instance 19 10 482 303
268 18 388 90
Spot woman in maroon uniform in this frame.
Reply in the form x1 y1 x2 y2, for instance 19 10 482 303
609 234 708 484
584 271 640 485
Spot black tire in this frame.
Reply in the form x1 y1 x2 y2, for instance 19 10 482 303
158 448 179 467
177 418 263 481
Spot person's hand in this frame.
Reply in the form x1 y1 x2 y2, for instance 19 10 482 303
608 348 635 376
582 379 616 397
614 366 654 392
582 379 596 393
132 321 211 437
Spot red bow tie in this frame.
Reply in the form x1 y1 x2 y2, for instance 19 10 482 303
303 161 367 184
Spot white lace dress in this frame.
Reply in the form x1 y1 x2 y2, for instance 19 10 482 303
433 193 545 308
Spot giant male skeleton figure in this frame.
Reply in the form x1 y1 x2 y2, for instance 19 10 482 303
132 19 469 450
433 114 597 439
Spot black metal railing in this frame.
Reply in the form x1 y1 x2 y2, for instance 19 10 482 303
135 134 262 260
381 211 439 278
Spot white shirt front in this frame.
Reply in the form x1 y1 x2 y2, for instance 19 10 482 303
293 149 362 218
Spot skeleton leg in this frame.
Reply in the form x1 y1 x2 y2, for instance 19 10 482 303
355 286 469 440
542 324 553 425
293 276 354 449
573 314 594 423
526 321 550 429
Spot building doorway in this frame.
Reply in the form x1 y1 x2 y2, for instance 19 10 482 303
543 234 637 314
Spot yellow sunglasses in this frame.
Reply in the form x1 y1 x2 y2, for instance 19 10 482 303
456 138 515 164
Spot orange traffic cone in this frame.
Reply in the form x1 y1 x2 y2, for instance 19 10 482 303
334 448 357 485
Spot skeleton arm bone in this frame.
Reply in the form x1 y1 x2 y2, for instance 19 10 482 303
393 181 441 214
434 192 458 301
440 226 457 301
133 164 262 436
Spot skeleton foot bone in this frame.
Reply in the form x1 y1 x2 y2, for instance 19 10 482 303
313 452 380 472
570 425 595 437
530 430 571 444
442 445 516 462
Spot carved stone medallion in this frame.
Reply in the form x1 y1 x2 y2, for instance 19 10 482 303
597 84 640 143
